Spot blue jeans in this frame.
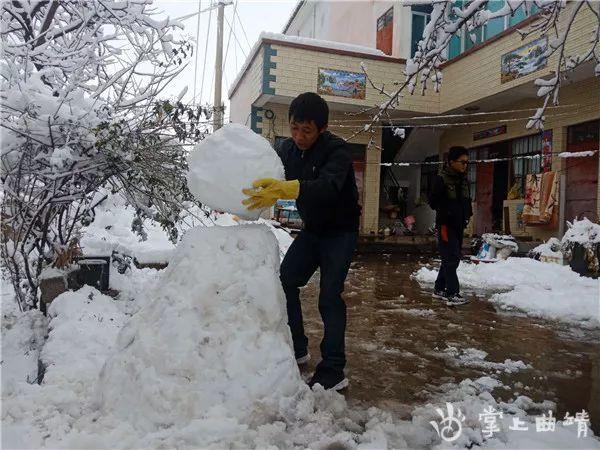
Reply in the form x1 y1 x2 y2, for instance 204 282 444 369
280 230 358 372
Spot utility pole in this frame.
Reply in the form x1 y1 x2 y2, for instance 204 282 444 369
213 1 226 131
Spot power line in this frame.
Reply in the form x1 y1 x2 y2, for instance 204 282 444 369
222 1 236 72
234 7 252 54
325 104 581 123
375 150 599 167
198 0 213 105
192 0 202 102
223 10 248 61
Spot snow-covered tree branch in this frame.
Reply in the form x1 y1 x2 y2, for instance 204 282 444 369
1 1 210 310
367 0 599 130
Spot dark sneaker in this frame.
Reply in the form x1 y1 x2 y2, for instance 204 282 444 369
432 289 446 300
308 367 349 391
446 293 469 306
296 353 310 365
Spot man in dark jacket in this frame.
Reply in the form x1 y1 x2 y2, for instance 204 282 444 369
428 146 473 306
242 92 360 391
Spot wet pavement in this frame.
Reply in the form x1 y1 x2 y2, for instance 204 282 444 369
299 253 600 434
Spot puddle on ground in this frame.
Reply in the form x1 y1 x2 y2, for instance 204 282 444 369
298 253 600 433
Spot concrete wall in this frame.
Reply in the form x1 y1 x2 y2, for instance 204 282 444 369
269 43 439 114
284 1 412 59
439 3 597 112
229 51 263 125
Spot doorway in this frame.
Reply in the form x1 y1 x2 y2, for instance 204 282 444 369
475 142 510 234
565 120 599 224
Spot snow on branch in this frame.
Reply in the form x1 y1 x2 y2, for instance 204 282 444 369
363 1 599 131
1 1 211 310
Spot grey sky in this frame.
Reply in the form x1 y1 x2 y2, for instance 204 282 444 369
156 0 297 117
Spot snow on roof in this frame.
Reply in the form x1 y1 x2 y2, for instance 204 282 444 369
228 32 388 99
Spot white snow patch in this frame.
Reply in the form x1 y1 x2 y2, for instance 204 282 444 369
81 193 175 264
413 258 600 327
531 237 563 258
558 150 598 158
563 217 600 247
186 123 284 220
431 346 532 374
1 282 46 390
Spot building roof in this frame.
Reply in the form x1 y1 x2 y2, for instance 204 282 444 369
281 0 305 34
228 32 400 99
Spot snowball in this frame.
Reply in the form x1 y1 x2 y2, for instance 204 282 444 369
97 224 307 432
186 124 284 220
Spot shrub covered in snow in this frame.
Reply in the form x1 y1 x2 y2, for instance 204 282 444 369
1 2 212 309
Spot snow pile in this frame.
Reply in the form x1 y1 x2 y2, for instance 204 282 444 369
186 123 284 220
562 217 600 247
530 237 563 259
1 286 127 449
1 284 46 390
96 224 307 434
413 258 600 327
42 286 127 392
80 193 176 264
81 192 293 269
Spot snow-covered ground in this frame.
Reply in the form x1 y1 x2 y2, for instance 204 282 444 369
3 124 599 448
3 270 599 448
413 258 600 328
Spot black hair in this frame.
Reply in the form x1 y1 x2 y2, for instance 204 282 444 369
448 146 469 162
288 92 329 130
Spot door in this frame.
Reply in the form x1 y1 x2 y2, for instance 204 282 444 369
492 160 509 231
476 161 494 235
565 120 599 224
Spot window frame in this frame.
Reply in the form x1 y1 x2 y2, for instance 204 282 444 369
510 134 543 196
446 1 539 61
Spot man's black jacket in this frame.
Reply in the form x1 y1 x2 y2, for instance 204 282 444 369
277 131 361 234
428 167 473 231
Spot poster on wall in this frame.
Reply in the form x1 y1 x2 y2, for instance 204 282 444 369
542 130 553 171
500 37 548 84
317 68 366 100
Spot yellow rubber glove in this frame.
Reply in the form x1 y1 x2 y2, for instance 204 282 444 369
242 178 300 211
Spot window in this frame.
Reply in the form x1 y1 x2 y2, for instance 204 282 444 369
446 1 539 61
568 120 600 145
484 0 505 39
511 134 542 195
411 4 432 58
376 7 394 55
